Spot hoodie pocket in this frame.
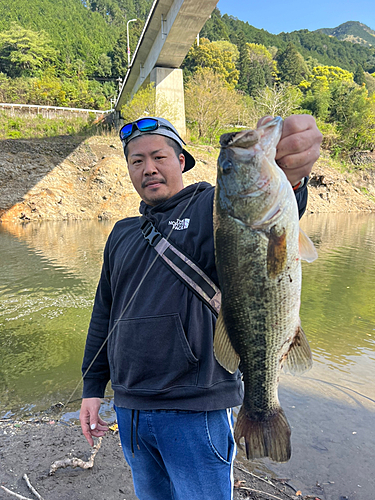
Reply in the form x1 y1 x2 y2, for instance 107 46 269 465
109 313 199 393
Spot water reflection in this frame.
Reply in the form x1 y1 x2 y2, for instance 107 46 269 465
1 214 375 498
0 220 115 416
263 212 375 499
300 213 375 373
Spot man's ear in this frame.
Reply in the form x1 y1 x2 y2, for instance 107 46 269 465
179 153 186 173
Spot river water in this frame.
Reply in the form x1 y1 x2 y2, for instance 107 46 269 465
1 213 375 499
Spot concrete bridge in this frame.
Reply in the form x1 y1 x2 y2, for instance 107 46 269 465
114 0 219 137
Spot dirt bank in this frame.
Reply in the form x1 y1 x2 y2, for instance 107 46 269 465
0 419 316 500
1 135 374 223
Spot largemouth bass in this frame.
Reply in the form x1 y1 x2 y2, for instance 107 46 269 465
213 117 317 462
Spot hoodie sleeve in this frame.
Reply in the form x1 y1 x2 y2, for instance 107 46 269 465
294 176 309 219
81 235 113 399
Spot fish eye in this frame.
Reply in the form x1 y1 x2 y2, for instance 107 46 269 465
221 160 233 174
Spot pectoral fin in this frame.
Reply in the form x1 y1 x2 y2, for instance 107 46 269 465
283 325 313 375
267 225 287 278
299 227 318 263
213 310 240 374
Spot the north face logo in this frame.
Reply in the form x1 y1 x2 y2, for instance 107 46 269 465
168 218 190 230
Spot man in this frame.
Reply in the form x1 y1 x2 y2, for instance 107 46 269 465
80 115 322 500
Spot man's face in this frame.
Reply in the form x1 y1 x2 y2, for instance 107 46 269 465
126 135 185 206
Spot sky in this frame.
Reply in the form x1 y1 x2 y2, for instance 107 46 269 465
216 0 375 35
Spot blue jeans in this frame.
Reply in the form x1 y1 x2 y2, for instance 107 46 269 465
115 407 236 500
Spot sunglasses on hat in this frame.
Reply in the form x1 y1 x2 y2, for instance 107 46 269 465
119 118 186 145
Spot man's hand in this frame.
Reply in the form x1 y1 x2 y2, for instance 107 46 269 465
80 397 109 447
258 114 322 187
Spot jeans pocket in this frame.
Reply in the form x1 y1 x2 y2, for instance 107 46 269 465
205 409 235 464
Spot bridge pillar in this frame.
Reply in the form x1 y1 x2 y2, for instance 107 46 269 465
150 67 186 140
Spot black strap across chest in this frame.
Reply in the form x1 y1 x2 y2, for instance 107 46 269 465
140 216 221 316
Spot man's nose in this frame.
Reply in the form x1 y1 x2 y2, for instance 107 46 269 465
143 158 158 175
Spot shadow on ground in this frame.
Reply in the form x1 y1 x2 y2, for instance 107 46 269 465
0 135 88 217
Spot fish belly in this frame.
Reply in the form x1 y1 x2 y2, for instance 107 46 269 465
214 208 302 462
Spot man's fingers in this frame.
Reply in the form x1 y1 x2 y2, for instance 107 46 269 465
90 427 107 438
81 421 94 447
276 129 321 162
79 397 105 447
94 422 109 432
277 142 320 169
281 114 318 137
256 114 322 186
98 416 109 429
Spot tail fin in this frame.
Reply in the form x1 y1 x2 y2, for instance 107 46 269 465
235 406 291 463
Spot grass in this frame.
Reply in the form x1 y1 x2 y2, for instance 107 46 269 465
0 112 113 140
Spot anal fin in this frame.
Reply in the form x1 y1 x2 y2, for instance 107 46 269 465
283 325 313 375
299 227 318 263
213 310 240 374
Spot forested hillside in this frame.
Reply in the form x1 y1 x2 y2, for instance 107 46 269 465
0 0 153 110
0 0 153 76
2 0 375 163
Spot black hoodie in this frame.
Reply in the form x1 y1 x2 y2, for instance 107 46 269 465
82 181 307 410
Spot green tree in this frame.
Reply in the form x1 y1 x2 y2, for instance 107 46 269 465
364 72 375 96
211 41 239 65
200 7 229 41
302 77 332 120
246 43 277 82
0 24 57 77
185 68 244 141
254 84 302 118
96 54 112 77
236 32 251 93
247 60 266 96
326 80 375 152
276 42 308 85
299 65 353 121
354 64 366 86
182 38 239 86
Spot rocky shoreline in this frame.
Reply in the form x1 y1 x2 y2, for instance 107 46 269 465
1 134 375 224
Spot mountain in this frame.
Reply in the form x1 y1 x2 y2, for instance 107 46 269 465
1 1 375 77
202 10 375 73
317 21 375 47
